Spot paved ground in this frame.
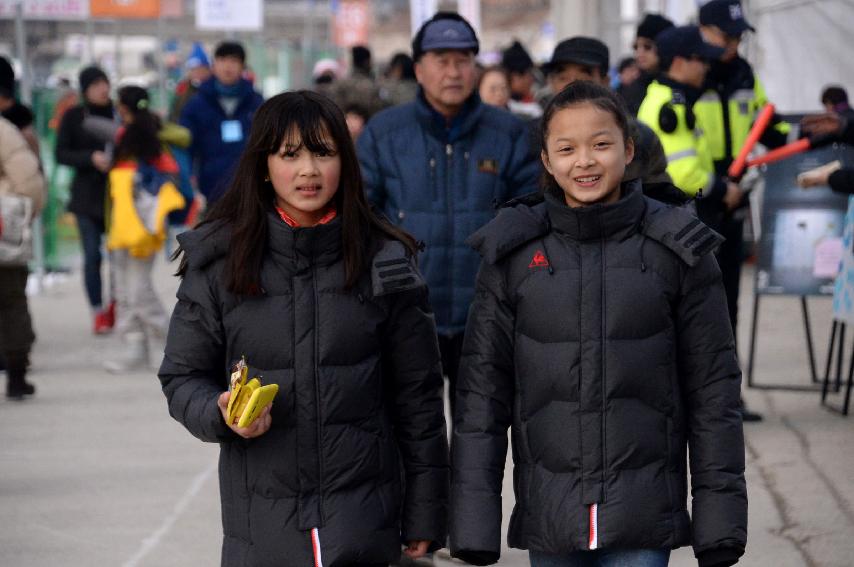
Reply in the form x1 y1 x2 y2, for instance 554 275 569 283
1 256 853 566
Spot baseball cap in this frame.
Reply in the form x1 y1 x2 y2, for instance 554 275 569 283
413 12 479 60
656 25 726 62
699 0 756 37
543 37 609 75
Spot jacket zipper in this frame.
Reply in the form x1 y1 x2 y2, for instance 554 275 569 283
588 502 599 550
592 217 607 550
311 262 325 525
311 527 324 567
445 143 454 327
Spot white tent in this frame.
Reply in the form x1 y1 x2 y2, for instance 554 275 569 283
746 0 854 113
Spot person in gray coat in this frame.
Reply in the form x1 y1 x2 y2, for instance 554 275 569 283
159 91 449 567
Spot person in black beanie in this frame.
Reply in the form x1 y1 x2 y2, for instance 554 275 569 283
55 65 116 334
620 13 675 115
502 40 537 103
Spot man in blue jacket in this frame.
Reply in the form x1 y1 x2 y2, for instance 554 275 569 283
180 41 263 204
357 12 539 416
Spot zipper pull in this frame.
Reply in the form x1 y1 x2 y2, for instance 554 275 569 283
446 144 453 157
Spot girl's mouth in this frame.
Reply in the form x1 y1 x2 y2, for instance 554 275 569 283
574 175 602 187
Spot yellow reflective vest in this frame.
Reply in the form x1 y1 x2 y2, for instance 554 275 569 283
694 65 790 168
638 80 718 198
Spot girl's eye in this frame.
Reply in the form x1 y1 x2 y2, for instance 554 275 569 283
316 150 337 158
559 146 573 153
595 142 612 149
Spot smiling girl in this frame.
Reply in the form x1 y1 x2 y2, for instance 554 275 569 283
159 91 448 567
450 82 747 567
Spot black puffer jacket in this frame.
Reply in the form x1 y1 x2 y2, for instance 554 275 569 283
159 212 449 567
450 181 746 567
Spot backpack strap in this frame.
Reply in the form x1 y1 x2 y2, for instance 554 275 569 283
371 240 425 297
642 202 723 267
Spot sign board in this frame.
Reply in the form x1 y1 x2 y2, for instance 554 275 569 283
333 0 370 48
833 195 854 323
196 0 262 31
755 144 853 296
159 0 181 17
90 0 160 19
0 0 88 19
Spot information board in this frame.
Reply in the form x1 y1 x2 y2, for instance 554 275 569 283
755 144 853 296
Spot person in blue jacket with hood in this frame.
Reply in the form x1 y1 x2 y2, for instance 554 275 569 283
180 41 263 205
357 12 539 416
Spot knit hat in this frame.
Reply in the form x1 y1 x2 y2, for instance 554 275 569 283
185 42 210 70
502 41 534 74
0 56 14 98
543 37 610 76
636 13 675 40
79 65 109 94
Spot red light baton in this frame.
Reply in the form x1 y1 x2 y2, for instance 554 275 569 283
728 103 778 179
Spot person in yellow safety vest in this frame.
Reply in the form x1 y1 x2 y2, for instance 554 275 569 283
696 1 792 423
638 26 735 208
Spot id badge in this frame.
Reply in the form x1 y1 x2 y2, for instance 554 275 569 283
221 120 243 143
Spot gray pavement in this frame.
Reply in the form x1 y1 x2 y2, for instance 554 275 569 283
2 256 853 566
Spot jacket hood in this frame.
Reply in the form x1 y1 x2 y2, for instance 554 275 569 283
466 195 550 265
176 211 343 272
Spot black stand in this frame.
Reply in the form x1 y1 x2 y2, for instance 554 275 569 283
747 294 822 391
821 320 854 416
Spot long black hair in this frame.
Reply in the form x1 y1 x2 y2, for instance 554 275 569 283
115 85 162 163
177 90 417 294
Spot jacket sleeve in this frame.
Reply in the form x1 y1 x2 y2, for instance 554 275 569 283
179 99 201 164
55 108 96 169
829 168 854 194
675 253 747 564
356 121 387 209
0 119 46 214
450 260 515 566
383 282 449 547
505 121 540 199
158 266 236 444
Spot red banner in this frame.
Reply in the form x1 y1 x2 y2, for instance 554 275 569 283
334 0 371 48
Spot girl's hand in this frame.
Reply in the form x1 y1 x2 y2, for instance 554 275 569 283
217 391 273 439
404 540 431 559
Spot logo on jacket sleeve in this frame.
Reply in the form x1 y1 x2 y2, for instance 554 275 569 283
529 250 550 269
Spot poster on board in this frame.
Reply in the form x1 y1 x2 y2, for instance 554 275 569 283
0 0 88 19
754 144 853 296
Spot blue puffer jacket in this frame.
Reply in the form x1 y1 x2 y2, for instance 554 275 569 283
179 77 263 203
357 93 539 335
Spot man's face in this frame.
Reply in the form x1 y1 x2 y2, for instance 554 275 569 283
548 62 607 94
633 37 659 72
189 65 211 85
415 50 477 117
84 79 111 106
619 63 640 86
681 55 711 89
213 55 244 86
700 25 740 62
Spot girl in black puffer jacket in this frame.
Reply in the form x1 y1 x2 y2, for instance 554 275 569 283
159 91 448 567
450 82 746 567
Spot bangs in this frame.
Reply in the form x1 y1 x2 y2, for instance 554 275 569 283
267 99 337 155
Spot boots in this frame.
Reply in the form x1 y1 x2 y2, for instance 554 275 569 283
103 331 149 373
6 353 35 400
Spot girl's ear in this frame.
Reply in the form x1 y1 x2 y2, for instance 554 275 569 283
541 149 554 176
624 135 635 165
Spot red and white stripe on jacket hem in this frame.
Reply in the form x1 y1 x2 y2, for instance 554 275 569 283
588 503 599 550
311 527 324 567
